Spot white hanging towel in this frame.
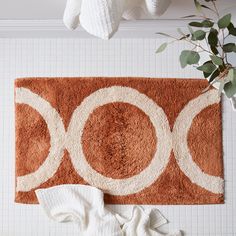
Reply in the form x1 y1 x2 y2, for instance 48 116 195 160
63 0 172 39
36 184 182 236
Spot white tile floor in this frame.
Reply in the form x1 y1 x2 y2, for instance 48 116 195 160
0 38 235 236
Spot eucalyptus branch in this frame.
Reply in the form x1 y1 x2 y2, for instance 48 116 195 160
222 29 225 59
156 0 236 98
184 37 212 54
212 1 220 18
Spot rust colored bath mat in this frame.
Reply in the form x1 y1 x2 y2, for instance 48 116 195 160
15 77 224 204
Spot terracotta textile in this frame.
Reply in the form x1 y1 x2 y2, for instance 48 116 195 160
15 77 224 204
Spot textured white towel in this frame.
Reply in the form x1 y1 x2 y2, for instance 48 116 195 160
36 184 182 236
63 0 81 30
63 0 171 39
80 0 125 39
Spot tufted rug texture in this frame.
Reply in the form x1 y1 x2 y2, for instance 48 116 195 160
15 77 224 204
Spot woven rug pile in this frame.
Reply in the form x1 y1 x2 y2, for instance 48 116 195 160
15 77 224 204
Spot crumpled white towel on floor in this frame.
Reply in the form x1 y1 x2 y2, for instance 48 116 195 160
63 0 172 39
35 184 182 236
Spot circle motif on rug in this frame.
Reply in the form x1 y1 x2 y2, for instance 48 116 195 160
81 102 157 179
66 86 172 195
172 89 223 194
16 88 66 192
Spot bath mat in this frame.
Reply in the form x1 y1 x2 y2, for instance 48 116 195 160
15 77 224 204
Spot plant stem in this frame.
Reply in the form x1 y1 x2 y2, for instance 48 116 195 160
212 1 220 18
184 38 212 54
217 67 230 81
222 29 225 61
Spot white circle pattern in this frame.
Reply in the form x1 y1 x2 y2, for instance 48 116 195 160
66 86 172 195
16 88 66 192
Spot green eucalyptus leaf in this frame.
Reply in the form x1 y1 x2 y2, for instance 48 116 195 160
202 20 214 27
180 53 188 68
227 23 236 36
224 81 236 98
210 45 219 55
179 34 191 40
187 51 200 65
208 28 218 46
203 71 212 78
218 13 231 29
156 43 168 53
209 69 220 83
227 68 236 85
219 65 227 72
210 55 223 65
156 32 172 37
192 30 206 41
202 61 213 78
197 62 216 73
194 0 202 12
227 68 234 81
223 43 236 53
181 15 198 18
189 22 203 27
179 50 200 68
200 4 214 12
